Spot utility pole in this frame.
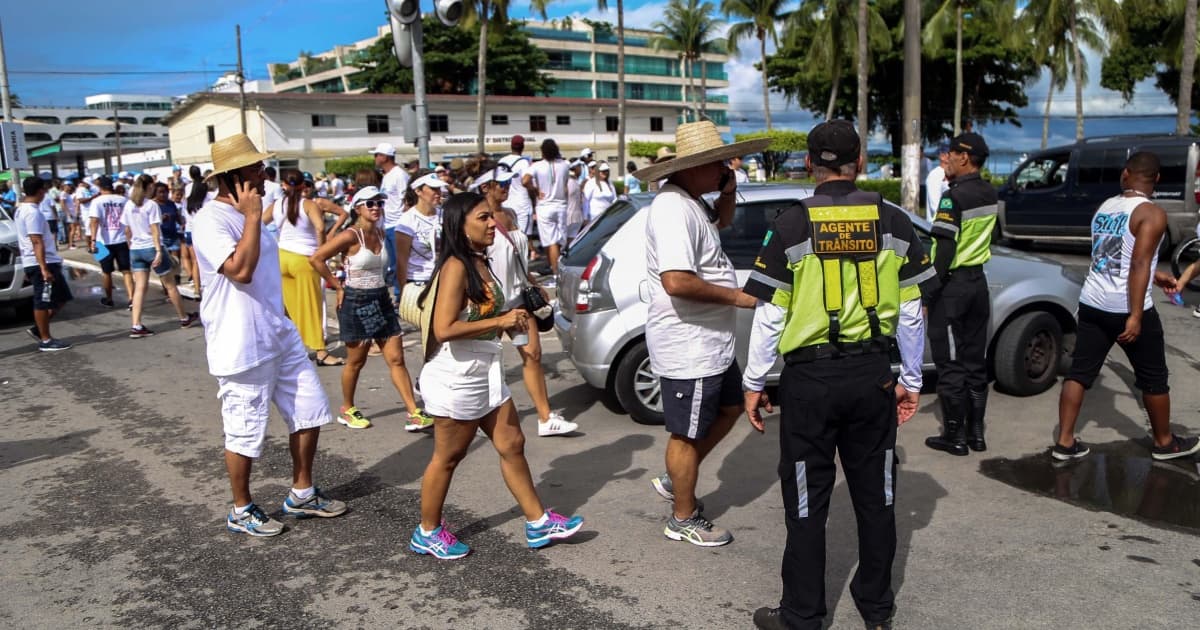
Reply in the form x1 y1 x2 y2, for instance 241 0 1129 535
410 20 430 167
236 24 247 135
900 0 921 214
113 107 124 171
0 17 19 185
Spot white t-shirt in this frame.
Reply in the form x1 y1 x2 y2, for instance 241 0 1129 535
315 179 329 198
624 174 642 195
39 196 57 222
566 177 584 233
502 154 533 218
486 224 529 306
925 166 948 222
88 193 129 245
734 169 749 184
190 199 297 377
332 177 345 198
61 192 75 220
583 178 616 222
644 184 738 379
15 202 62 267
73 187 93 218
261 179 282 211
119 199 162 250
380 165 411 230
530 159 570 206
396 207 441 282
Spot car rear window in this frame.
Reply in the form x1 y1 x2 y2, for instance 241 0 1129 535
562 200 642 266
719 200 795 267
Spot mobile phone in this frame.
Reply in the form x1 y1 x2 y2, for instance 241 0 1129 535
220 173 244 201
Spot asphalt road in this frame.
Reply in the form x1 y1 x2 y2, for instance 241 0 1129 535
1 246 1198 629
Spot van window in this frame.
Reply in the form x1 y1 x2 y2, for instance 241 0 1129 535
1156 148 1188 184
562 200 642 266
719 201 795 267
1013 153 1070 190
1077 149 1126 185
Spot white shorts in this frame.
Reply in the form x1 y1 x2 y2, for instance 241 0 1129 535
216 342 332 458
514 205 533 235
536 202 567 246
418 340 511 421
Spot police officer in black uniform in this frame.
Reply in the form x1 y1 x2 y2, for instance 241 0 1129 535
924 133 998 456
742 121 938 630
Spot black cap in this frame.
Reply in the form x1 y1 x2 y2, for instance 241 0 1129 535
949 132 989 159
808 120 861 167
97 175 114 190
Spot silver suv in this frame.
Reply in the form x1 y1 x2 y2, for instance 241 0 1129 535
0 206 34 316
555 183 1084 425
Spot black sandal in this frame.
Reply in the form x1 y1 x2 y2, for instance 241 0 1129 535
315 352 345 366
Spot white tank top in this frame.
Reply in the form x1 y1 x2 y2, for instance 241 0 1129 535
344 228 388 290
275 198 320 256
1079 194 1161 313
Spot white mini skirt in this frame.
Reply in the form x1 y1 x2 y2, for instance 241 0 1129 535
419 339 511 421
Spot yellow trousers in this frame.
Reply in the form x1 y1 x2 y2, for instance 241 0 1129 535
279 249 325 351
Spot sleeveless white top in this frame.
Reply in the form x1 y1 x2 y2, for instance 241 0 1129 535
344 227 388 290
275 198 320 256
1080 194 1161 313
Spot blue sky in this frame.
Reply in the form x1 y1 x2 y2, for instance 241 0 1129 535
3 0 1186 155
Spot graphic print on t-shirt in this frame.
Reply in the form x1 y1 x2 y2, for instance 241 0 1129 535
1090 211 1128 274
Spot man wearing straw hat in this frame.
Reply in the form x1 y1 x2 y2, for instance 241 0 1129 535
636 121 769 547
741 120 936 630
190 133 347 538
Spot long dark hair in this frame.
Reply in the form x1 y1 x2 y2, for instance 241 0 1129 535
282 169 304 225
420 192 490 307
186 165 207 212
540 139 562 162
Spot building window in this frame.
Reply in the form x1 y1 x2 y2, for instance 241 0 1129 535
429 114 449 133
311 114 336 127
367 114 390 134
606 116 619 132
650 117 664 132
556 115 571 126
530 115 547 132
206 125 215 144
491 114 508 126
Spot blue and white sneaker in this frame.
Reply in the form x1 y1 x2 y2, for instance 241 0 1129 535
226 503 284 537
281 487 347 518
410 522 470 560
526 509 584 549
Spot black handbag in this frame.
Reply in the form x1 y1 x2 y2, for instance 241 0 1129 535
522 285 554 332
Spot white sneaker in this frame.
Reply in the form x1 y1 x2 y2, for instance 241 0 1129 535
538 412 578 437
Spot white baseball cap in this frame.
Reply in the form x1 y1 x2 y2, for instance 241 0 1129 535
350 186 387 206
410 172 448 191
368 142 397 157
580 148 594 158
598 162 611 172
587 160 597 169
469 169 514 191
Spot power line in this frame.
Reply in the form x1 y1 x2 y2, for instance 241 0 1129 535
11 70 214 76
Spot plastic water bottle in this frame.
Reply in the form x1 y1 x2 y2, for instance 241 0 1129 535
41 280 53 304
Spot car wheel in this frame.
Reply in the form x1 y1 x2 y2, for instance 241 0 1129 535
993 311 1063 397
613 339 666 425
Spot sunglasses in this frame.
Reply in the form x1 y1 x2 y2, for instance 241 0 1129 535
356 200 384 209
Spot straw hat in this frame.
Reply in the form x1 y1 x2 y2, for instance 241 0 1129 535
207 134 275 180
636 121 769 182
653 146 677 163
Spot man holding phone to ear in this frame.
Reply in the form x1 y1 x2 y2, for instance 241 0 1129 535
190 133 346 538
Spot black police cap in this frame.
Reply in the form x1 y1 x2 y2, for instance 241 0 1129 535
808 120 861 168
949 132 989 159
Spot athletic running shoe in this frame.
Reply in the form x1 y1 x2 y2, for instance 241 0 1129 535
1193 305 1200 319
1151 435 1200 461
538 412 579 437
410 522 470 560
25 325 40 342
129 325 155 339
1051 438 1090 461
526 510 584 549
226 503 284 537
179 313 200 328
405 408 434 432
99 297 115 308
126 302 133 311
282 487 347 518
664 512 732 547
338 406 372 429
650 473 704 512
38 338 72 352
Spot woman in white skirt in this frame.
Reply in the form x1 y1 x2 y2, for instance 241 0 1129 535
410 192 584 560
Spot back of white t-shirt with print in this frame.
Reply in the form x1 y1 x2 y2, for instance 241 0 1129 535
89 194 129 245
119 199 162 250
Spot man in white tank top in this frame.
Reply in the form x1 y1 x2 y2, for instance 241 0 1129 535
1053 151 1200 462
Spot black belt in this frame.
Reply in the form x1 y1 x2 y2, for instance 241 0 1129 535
784 339 890 364
948 265 984 279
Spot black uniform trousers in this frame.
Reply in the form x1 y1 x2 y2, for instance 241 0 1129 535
928 266 991 402
777 351 898 629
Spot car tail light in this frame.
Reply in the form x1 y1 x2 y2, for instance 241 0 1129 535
1194 160 1200 204
576 255 601 313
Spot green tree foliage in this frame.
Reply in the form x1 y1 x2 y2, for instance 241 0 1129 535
1100 0 1194 107
735 129 807 178
325 156 376 176
353 18 555 96
628 140 677 158
767 0 1037 154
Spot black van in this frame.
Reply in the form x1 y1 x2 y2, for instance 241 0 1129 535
997 134 1199 250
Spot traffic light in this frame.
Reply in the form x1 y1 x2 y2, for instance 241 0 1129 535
385 0 417 67
388 0 420 24
433 0 463 26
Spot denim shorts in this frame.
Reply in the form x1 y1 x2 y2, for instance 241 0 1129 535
338 286 402 344
130 247 173 275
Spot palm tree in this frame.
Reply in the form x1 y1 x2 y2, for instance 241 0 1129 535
922 0 973 136
651 0 725 121
787 0 887 122
856 0 869 161
723 0 787 130
596 0 628 176
1179 0 1197 134
466 0 551 153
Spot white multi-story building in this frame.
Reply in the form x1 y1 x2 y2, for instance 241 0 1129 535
15 94 175 176
162 91 687 173
267 20 731 129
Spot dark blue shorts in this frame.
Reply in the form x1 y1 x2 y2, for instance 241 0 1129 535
25 263 73 310
660 362 743 440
